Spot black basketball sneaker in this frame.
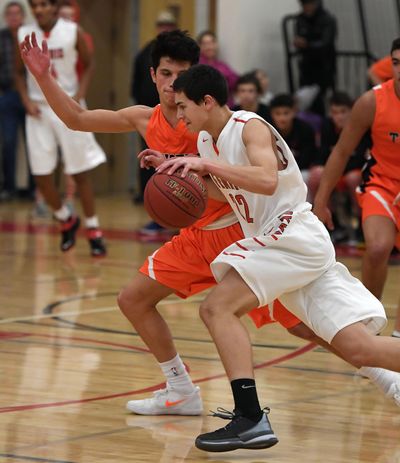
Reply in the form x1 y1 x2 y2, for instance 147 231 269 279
195 407 278 452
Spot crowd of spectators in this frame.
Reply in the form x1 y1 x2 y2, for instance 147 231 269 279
0 0 393 249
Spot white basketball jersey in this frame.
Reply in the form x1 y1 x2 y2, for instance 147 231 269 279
19 18 78 102
198 111 308 236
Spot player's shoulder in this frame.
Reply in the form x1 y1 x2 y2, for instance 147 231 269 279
57 17 77 32
198 130 212 144
18 23 35 39
354 89 376 111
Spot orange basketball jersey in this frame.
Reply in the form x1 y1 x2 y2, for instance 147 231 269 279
370 79 400 181
145 105 234 228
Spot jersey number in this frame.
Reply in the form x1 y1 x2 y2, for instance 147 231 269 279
228 194 254 223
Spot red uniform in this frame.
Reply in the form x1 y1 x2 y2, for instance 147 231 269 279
357 80 400 248
140 105 301 328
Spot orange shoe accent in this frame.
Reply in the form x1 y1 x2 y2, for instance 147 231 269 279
165 399 186 407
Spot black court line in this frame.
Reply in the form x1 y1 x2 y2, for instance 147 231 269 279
37 294 304 351
274 364 355 377
0 454 75 463
3 338 224 362
13 427 133 454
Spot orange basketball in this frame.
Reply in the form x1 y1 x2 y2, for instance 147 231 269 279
144 170 208 228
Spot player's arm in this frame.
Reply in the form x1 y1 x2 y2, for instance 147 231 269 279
313 91 375 227
19 32 150 133
74 26 94 101
157 119 279 195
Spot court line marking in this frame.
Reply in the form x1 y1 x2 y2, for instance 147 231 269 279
0 454 75 463
0 297 205 325
1 301 396 325
0 336 315 414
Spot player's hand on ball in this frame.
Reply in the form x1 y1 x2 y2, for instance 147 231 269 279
138 149 165 169
20 32 51 79
157 157 209 178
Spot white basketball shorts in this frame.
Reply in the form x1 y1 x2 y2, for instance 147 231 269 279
26 102 106 175
211 208 386 343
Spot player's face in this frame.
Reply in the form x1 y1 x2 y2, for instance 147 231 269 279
29 0 57 28
151 57 191 108
4 4 24 30
175 92 208 132
270 106 295 132
330 104 351 130
392 50 400 84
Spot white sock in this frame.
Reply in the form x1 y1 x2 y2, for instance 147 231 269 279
85 216 99 228
54 205 71 221
159 354 195 394
392 330 400 338
358 367 399 395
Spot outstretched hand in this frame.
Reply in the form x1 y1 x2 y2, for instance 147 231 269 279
137 149 165 169
156 156 209 178
19 32 51 79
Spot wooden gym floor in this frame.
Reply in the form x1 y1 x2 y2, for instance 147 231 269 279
0 195 400 463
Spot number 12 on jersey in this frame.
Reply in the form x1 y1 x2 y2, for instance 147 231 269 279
228 193 254 223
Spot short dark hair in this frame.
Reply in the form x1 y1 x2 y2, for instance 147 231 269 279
150 30 200 70
235 73 262 94
5 1 25 13
197 30 216 44
391 38 400 54
329 91 353 108
28 0 58 5
173 64 228 106
270 94 295 110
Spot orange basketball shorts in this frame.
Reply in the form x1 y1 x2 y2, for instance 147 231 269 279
357 174 400 249
139 222 301 329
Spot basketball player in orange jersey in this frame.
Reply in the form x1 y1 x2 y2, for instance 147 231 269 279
314 37 400 338
19 30 400 418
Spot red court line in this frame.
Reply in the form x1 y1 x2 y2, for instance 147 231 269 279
0 330 315 414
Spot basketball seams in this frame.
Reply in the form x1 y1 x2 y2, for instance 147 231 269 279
154 172 207 211
144 172 208 228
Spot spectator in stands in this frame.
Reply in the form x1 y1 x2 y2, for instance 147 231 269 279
252 68 274 106
293 0 337 115
368 56 392 85
0 1 26 201
309 92 370 242
131 11 177 233
57 0 95 213
197 30 238 107
232 73 270 121
270 94 318 185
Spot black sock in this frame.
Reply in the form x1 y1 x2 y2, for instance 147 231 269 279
230 378 263 422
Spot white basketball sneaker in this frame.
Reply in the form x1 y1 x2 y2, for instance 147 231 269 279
387 382 400 407
126 386 203 415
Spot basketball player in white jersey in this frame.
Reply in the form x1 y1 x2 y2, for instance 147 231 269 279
18 31 400 441
15 0 106 256
154 64 400 452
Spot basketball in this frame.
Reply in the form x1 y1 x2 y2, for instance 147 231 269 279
144 170 208 228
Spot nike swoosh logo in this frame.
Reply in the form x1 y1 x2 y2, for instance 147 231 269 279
241 385 256 389
202 138 209 142
165 399 186 407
